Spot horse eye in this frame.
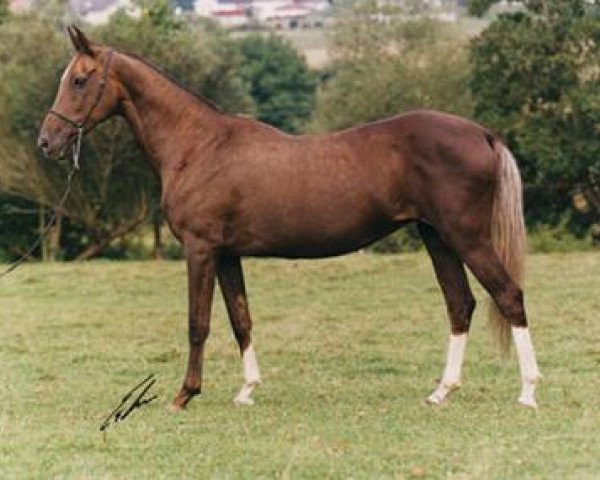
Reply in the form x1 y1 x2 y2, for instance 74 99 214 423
73 76 87 89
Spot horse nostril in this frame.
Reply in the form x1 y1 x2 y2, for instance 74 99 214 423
38 136 49 150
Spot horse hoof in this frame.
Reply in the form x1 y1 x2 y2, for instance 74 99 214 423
518 398 538 409
233 395 255 406
167 403 185 413
425 394 445 405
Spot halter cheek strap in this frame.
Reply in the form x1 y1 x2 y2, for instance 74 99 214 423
48 49 114 169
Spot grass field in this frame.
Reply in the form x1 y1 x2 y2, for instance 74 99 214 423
0 252 598 479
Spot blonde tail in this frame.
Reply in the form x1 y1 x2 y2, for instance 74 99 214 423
489 143 527 355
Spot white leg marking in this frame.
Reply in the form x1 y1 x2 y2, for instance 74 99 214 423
427 333 468 405
512 326 542 408
233 343 261 406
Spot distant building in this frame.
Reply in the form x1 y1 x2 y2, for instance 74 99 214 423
8 0 34 12
196 0 330 29
194 0 252 28
375 0 460 22
9 0 330 29
254 0 329 28
68 0 139 25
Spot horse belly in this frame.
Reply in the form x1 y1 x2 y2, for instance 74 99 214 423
261 224 400 258
235 193 409 258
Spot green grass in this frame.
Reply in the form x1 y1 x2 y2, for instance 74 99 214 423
0 253 598 479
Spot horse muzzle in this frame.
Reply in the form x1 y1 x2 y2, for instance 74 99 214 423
38 119 78 160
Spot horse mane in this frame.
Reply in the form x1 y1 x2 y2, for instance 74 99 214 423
121 52 224 114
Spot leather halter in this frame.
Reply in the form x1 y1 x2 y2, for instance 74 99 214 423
48 49 114 169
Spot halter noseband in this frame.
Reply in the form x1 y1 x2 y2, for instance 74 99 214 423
48 49 114 169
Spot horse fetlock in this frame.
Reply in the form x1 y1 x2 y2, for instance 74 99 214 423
445 380 461 390
246 376 262 387
426 393 445 405
426 381 460 405
233 380 260 406
233 396 254 406
242 343 261 384
426 389 449 405
517 376 540 409
517 394 538 409
170 385 201 410
525 372 542 384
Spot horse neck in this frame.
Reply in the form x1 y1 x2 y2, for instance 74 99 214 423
113 53 225 173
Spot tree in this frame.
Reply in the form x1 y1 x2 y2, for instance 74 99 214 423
467 0 500 17
0 0 8 24
0 15 71 261
236 34 316 133
0 134 41 261
310 1 474 133
470 0 600 227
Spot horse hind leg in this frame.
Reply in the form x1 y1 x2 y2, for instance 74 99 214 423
418 222 476 405
217 256 262 405
458 242 542 408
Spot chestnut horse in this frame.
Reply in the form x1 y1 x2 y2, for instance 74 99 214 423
39 27 541 410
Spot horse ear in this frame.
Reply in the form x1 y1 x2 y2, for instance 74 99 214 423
66 25 95 57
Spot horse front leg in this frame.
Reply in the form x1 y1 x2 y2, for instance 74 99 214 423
217 255 262 405
170 245 216 411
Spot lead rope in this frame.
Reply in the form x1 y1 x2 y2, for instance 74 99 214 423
73 126 83 170
0 139 81 281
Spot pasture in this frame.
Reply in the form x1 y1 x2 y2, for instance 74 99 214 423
0 252 598 478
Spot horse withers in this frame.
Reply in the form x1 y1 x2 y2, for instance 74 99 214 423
38 26 542 410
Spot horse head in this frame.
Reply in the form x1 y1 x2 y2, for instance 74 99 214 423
38 26 119 159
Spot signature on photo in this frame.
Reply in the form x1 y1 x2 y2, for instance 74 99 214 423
99 374 158 432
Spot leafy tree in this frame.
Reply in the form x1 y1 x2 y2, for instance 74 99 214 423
236 34 316 133
0 15 71 261
95 4 252 115
310 1 473 133
470 0 600 227
0 0 8 24
467 0 499 17
0 132 40 261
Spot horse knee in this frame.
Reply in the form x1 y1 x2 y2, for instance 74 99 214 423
450 295 476 334
233 326 252 352
496 287 527 327
235 319 255 352
189 322 210 346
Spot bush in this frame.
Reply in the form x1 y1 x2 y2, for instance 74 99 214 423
369 224 422 254
527 221 594 253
